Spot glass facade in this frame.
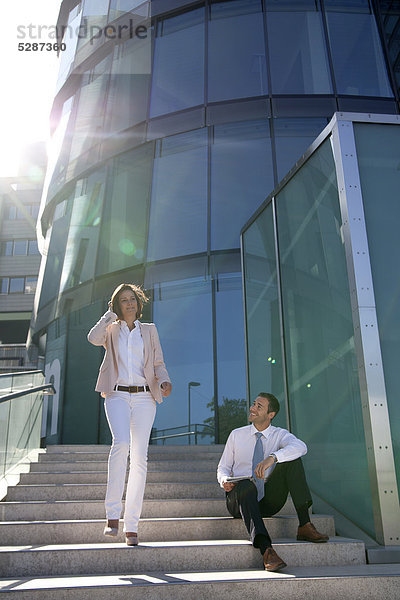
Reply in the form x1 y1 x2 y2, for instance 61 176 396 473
147 129 208 261
325 1 393 97
353 122 400 497
266 1 332 94
275 138 373 536
208 0 268 101
96 145 153 274
32 0 399 458
150 8 205 117
242 115 400 545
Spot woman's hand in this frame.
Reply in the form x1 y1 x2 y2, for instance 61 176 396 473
160 381 172 397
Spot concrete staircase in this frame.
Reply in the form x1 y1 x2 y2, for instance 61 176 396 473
0 445 399 599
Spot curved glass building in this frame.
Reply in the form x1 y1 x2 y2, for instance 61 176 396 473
32 0 399 445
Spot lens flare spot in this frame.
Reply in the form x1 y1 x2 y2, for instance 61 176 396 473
118 238 136 256
119 239 136 256
134 248 144 260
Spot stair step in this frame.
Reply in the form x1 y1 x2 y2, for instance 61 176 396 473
29 459 220 472
6 482 226 501
19 470 217 484
0 538 366 578
0 495 298 521
0 515 335 545
1 444 379 598
1 564 399 600
38 451 223 463
46 444 225 454
0 498 230 521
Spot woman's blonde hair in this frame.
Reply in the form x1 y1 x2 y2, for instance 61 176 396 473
110 283 149 320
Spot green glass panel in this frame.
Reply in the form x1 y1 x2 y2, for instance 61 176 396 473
354 122 400 497
64 301 108 444
243 203 287 429
276 139 375 537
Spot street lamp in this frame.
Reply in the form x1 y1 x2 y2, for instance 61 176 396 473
188 381 200 445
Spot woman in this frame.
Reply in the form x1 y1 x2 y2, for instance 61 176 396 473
87 283 172 546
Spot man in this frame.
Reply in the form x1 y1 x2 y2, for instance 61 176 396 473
217 392 328 571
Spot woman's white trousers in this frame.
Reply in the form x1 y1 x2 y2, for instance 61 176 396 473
104 391 156 531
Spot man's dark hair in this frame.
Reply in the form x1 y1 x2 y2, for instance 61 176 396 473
258 392 280 416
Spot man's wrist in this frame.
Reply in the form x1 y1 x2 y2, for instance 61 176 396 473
269 453 278 463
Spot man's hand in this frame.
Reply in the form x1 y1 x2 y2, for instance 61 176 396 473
160 382 172 397
222 481 236 492
254 455 276 480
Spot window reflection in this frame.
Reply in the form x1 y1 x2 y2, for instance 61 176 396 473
9 278 25 293
243 206 286 428
151 277 214 442
325 4 393 96
109 0 146 21
274 118 328 181
215 272 247 442
276 139 374 535
39 197 73 309
208 0 267 102
379 1 400 95
353 122 400 491
70 57 111 161
96 144 153 275
150 8 205 117
77 0 110 51
105 39 150 133
211 120 274 250
147 129 208 261
266 3 332 94
59 170 106 292
56 4 82 93
25 277 38 294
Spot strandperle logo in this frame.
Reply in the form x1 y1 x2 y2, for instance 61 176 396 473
16 19 149 44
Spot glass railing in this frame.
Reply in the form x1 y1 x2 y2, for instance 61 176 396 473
0 371 55 491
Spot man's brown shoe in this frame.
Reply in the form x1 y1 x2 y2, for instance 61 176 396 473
263 547 287 571
297 522 329 543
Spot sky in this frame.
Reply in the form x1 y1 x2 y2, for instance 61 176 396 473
0 0 62 177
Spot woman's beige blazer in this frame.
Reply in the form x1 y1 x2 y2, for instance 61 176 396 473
87 310 171 404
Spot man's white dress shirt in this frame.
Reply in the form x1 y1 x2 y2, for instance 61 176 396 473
217 424 307 488
117 320 147 386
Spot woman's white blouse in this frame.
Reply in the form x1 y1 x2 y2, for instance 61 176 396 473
117 320 147 386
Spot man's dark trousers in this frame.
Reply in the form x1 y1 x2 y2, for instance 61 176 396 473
226 458 312 549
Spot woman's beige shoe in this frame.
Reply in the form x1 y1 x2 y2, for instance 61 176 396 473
125 533 138 546
104 519 119 537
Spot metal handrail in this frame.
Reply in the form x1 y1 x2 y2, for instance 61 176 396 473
150 423 214 444
150 430 199 442
0 370 42 379
0 384 56 404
